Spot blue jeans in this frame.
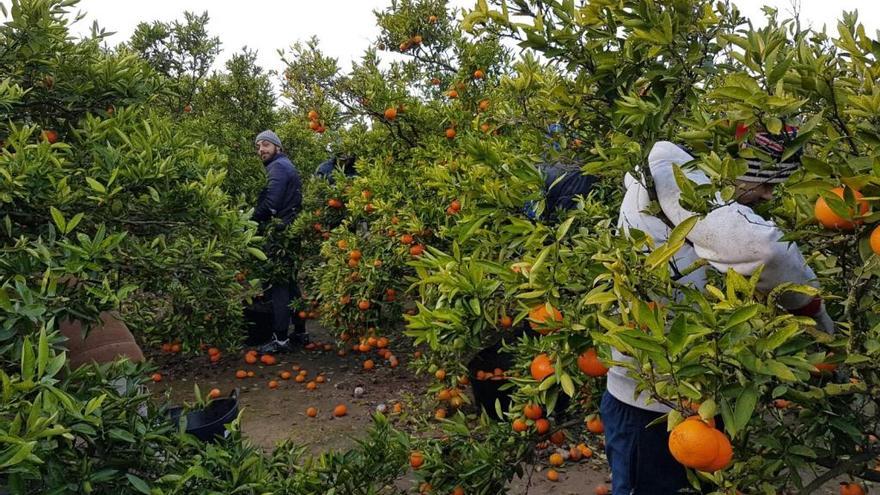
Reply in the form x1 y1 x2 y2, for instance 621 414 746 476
600 392 690 495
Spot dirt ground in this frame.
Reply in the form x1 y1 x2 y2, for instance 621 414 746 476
148 321 612 493
147 322 858 494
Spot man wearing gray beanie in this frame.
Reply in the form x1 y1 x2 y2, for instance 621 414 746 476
253 130 307 352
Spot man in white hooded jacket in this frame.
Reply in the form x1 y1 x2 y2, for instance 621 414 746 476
602 130 834 494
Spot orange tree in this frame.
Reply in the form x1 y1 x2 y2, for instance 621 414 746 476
466 0 880 493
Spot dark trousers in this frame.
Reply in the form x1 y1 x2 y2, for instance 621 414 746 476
600 392 690 495
268 279 305 338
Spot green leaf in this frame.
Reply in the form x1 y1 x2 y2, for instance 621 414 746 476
49 207 65 232
560 373 575 397
125 474 151 494
733 385 758 433
85 177 106 194
246 247 267 261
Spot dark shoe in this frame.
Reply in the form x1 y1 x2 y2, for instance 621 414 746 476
289 332 310 347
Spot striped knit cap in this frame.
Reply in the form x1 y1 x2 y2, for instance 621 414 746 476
735 124 801 184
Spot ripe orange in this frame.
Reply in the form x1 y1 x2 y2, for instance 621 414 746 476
333 404 348 417
814 187 869 230
410 451 425 468
530 354 555 381
358 300 371 311
170 343 181 353
400 234 414 245
478 99 490 112
586 415 604 434
529 304 563 334
363 359 375 370
578 443 593 458
428 14 438 23
473 69 484 79
449 199 461 212
209 353 221 363
550 430 566 446
207 347 220 356
340 294 351 305
512 418 528 432
412 34 423 44
307 110 319 120
668 418 733 472
247 370 255 377
499 315 512 328
393 402 403 414
430 77 441 85
208 388 221 399
480 122 491 133
435 369 447 380
535 418 550 435
306 381 317 390
546 469 559 482
384 107 398 120
451 487 464 495
161 343 171 353
410 244 426 257
306 407 318 417
437 389 452 401
549 453 564 467
280 371 292 380
268 380 279 389
594 485 610 495
294 374 306 383
523 403 543 420
870 225 880 255
260 354 276 366
328 198 343 208
577 348 608 377
183 104 192 113
569 446 583 462
434 408 447 420
445 128 456 139
150 373 162 382
316 375 326 383
308 120 320 131
772 399 791 409
447 89 458 99
235 370 247 379
347 258 359 268
337 239 349 250
840 482 866 495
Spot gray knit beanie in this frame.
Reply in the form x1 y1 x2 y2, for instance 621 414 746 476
255 130 283 150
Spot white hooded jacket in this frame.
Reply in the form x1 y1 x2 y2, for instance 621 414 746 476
608 141 833 412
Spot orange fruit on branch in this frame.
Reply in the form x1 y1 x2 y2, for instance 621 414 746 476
586 415 604 434
523 403 543 420
529 304 563 334
577 348 608 377
150 373 162 382
447 89 458 99
307 110 318 120
410 451 424 468
535 418 550 434
530 353 554 381
445 128 456 139
512 418 528 432
668 417 733 472
384 107 398 120
870 225 880 255
814 187 869 230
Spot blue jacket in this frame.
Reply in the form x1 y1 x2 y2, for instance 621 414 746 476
253 153 302 226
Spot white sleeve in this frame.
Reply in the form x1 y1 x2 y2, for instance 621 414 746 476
648 142 819 311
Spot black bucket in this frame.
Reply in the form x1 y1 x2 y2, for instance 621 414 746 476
467 324 571 421
467 340 515 420
168 389 239 442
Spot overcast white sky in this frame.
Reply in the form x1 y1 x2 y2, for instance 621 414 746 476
16 0 880 79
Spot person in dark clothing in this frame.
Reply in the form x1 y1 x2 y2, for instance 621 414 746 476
525 162 598 221
253 130 307 352
314 154 357 184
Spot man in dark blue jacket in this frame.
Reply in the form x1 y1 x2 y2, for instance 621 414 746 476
253 130 307 352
